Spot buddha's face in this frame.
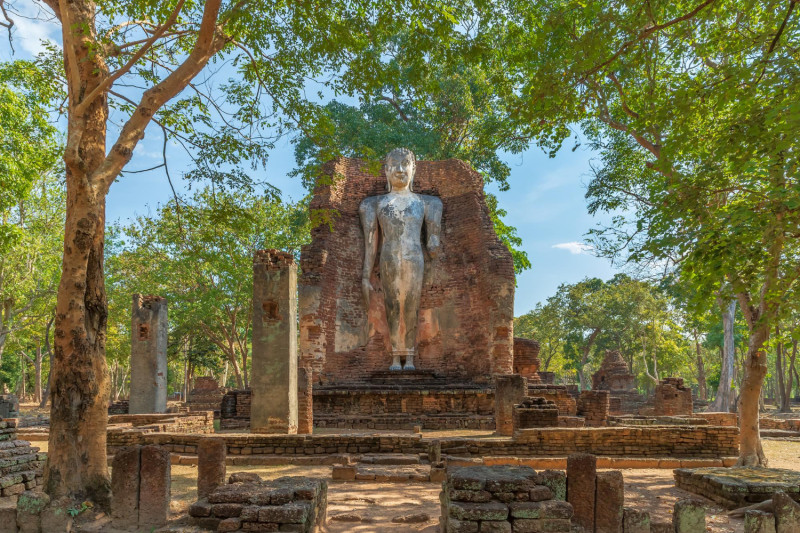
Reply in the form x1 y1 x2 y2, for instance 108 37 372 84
386 151 415 192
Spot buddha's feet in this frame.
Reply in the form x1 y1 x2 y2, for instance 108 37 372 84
403 356 415 370
389 363 403 371
389 355 403 371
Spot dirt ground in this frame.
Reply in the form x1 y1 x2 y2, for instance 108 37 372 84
29 438 796 532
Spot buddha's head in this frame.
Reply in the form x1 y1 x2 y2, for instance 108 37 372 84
385 148 416 192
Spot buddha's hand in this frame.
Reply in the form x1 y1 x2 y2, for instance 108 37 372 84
428 235 441 258
362 277 373 308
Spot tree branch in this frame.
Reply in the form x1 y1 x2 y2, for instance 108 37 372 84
585 0 718 77
75 0 186 116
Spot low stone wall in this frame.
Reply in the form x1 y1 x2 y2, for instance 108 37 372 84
108 412 214 435
653 378 693 416
189 476 327 532
759 417 800 431
694 412 738 426
440 465 572 533
674 467 800 509
0 419 44 499
109 425 738 460
315 414 493 431
186 377 226 417
108 400 129 415
513 397 560 428
577 390 610 427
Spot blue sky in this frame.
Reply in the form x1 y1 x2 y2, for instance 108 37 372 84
3 6 622 316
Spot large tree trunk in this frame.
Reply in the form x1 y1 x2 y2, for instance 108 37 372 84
780 339 796 413
45 2 112 501
737 326 770 466
710 299 736 412
33 345 42 404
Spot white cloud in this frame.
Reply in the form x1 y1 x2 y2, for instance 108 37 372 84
552 242 594 255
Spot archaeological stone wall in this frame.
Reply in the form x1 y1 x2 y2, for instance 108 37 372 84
299 158 515 386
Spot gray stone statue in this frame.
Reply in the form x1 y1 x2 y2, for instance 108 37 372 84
359 148 443 371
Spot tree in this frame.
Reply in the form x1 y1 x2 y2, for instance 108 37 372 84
4 0 463 504
472 0 799 466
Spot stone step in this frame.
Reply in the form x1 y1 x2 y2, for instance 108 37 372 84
332 464 441 483
358 453 420 465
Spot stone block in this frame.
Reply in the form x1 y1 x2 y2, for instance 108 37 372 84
673 499 705 533
745 510 776 533
536 470 566 501
449 489 492 503
508 500 572 519
138 445 171 529
511 518 571 532
257 502 310 523
773 492 800 533
567 453 596 533
0 502 17 533
218 517 242 532
331 466 355 481
595 470 624 533
229 472 262 484
16 491 48 533
528 486 553 502
480 521 511 532
446 518 479 533
189 499 212 517
623 507 651 533
198 437 227 499
111 445 140 528
448 500 509 521
39 502 73 533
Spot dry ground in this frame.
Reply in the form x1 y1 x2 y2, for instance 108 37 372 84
29 438 799 533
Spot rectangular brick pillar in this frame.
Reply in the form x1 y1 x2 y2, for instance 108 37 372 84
595 470 624 533
494 374 527 436
138 445 171 529
197 437 227 499
111 446 141 529
129 294 168 414
251 250 298 434
567 453 597 533
297 366 313 434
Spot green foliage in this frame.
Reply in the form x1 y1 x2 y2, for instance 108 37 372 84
0 60 63 251
106 187 310 391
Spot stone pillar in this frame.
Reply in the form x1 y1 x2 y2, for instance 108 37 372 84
111 446 141 529
138 445 171 529
567 453 596 533
251 250 298 434
494 374 527 436
773 492 800 533
673 499 705 533
595 470 624 533
129 294 168 414
297 366 313 434
197 437 227 499
623 508 651 533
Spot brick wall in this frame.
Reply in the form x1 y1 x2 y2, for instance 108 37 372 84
527 385 577 416
299 158 515 386
654 378 693 416
513 338 541 381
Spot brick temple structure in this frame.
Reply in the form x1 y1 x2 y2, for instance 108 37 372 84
298 157 516 428
591 350 646 415
512 337 541 382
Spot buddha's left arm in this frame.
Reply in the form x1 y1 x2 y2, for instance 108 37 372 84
424 196 443 258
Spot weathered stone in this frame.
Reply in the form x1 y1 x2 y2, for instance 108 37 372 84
218 517 242 532
391 513 430 523
480 520 512 533
0 501 17 533
15 491 48 533
111 445 140 528
595 470 624 533
623 507 651 533
508 500 572 520
198 437 227 499
673 499 705 533
495 375 527 436
212 503 243 518
39 499 73 533
567 453 596 533
448 500 509 521
650 522 672 533
511 518 571 532
536 470 566 501
654 378 692 416
189 499 212 518
449 489 493 503
528 486 553 502
229 472 262 484
331 466 356 481
138 444 171 529
129 294 168 414
446 518 479 533
773 492 800 533
251 250 298 434
745 510 776 533
258 503 310 523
